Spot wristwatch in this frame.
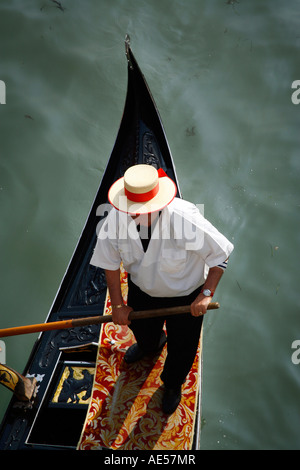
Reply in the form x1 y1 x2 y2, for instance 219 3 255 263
201 288 214 297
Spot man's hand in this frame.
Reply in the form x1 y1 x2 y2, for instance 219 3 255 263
111 305 133 326
105 269 133 326
190 294 212 317
191 266 225 317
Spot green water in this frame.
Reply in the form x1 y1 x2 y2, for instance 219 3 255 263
0 0 299 450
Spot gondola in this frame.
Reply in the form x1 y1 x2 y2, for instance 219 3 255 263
0 36 202 450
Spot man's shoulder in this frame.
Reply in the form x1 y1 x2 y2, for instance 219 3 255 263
167 197 199 217
103 206 129 224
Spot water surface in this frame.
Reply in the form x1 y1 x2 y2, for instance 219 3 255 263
0 0 299 449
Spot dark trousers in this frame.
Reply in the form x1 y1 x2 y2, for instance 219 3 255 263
127 277 203 388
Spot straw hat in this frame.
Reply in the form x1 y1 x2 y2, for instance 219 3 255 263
108 164 177 214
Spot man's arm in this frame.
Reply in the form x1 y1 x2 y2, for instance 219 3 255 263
105 269 133 325
190 266 224 317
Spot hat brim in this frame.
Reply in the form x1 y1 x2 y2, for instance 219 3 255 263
108 175 177 214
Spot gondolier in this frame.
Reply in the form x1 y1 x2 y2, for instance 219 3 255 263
90 163 234 414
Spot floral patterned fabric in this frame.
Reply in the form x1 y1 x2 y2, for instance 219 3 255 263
77 268 202 450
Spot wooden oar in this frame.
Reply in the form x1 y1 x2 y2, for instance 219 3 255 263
0 302 219 338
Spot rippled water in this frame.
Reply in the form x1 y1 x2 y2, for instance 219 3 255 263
0 0 299 450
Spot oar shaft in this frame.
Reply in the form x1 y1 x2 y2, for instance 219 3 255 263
0 319 75 338
0 317 103 338
0 302 219 338
129 302 219 320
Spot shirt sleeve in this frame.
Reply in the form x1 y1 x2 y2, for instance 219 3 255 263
201 223 234 268
90 211 121 271
181 203 234 268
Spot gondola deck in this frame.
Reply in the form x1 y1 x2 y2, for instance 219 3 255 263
78 266 202 451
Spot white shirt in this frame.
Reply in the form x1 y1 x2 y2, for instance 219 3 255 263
90 198 234 297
